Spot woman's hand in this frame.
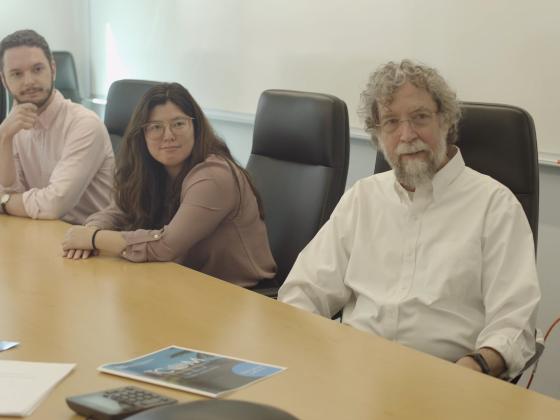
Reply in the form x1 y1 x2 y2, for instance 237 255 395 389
62 249 99 260
62 226 97 257
62 226 127 259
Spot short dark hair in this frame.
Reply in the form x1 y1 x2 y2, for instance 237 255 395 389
0 29 52 72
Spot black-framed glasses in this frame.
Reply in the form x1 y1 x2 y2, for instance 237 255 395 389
377 110 439 134
142 117 194 140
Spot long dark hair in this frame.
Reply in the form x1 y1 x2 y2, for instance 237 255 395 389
114 82 263 230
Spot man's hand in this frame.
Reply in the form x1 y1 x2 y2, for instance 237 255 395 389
62 226 97 254
456 356 483 373
0 103 38 140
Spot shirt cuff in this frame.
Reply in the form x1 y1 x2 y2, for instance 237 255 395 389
120 229 164 262
476 334 529 379
21 188 41 219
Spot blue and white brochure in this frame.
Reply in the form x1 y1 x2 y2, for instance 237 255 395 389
99 346 286 398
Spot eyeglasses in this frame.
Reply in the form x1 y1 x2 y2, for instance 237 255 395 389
377 110 439 134
142 117 194 140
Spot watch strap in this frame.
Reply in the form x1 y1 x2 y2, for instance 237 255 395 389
466 352 491 374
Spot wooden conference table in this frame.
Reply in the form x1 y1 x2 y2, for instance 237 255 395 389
0 216 558 420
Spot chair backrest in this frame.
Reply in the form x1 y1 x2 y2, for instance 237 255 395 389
246 89 350 289
0 78 6 124
373 101 539 248
52 51 81 103
104 79 160 154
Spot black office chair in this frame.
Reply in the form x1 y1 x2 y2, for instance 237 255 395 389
374 101 542 382
52 51 82 103
247 89 350 297
104 79 160 154
0 78 6 124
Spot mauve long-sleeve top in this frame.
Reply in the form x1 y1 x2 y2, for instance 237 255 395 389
86 155 276 287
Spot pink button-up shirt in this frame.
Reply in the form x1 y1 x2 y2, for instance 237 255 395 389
1 90 114 224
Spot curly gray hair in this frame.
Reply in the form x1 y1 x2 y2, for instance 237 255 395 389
359 59 461 146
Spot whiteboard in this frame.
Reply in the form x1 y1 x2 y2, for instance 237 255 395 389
90 0 560 155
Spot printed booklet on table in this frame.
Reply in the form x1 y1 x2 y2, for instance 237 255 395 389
98 346 286 398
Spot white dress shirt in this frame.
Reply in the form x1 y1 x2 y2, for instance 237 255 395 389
0 90 114 224
278 148 540 378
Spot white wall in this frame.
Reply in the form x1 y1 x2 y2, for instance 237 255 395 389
529 165 560 396
88 0 560 156
0 0 91 98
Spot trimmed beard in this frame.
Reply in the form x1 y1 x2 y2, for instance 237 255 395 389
9 79 54 110
381 135 448 190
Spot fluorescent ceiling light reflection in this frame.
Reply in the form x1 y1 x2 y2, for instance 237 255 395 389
104 23 129 93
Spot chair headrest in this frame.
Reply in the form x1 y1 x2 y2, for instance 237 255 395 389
457 102 538 193
252 89 348 167
104 79 160 136
52 52 79 90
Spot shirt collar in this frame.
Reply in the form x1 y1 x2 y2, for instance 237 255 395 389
392 145 465 204
431 145 465 201
36 89 64 130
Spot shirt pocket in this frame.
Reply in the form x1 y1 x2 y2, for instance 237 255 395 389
415 239 482 306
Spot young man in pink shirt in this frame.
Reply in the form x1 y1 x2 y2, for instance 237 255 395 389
0 29 113 224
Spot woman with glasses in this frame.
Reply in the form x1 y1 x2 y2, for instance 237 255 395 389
62 82 276 287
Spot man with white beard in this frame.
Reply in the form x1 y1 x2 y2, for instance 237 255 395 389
278 60 540 380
